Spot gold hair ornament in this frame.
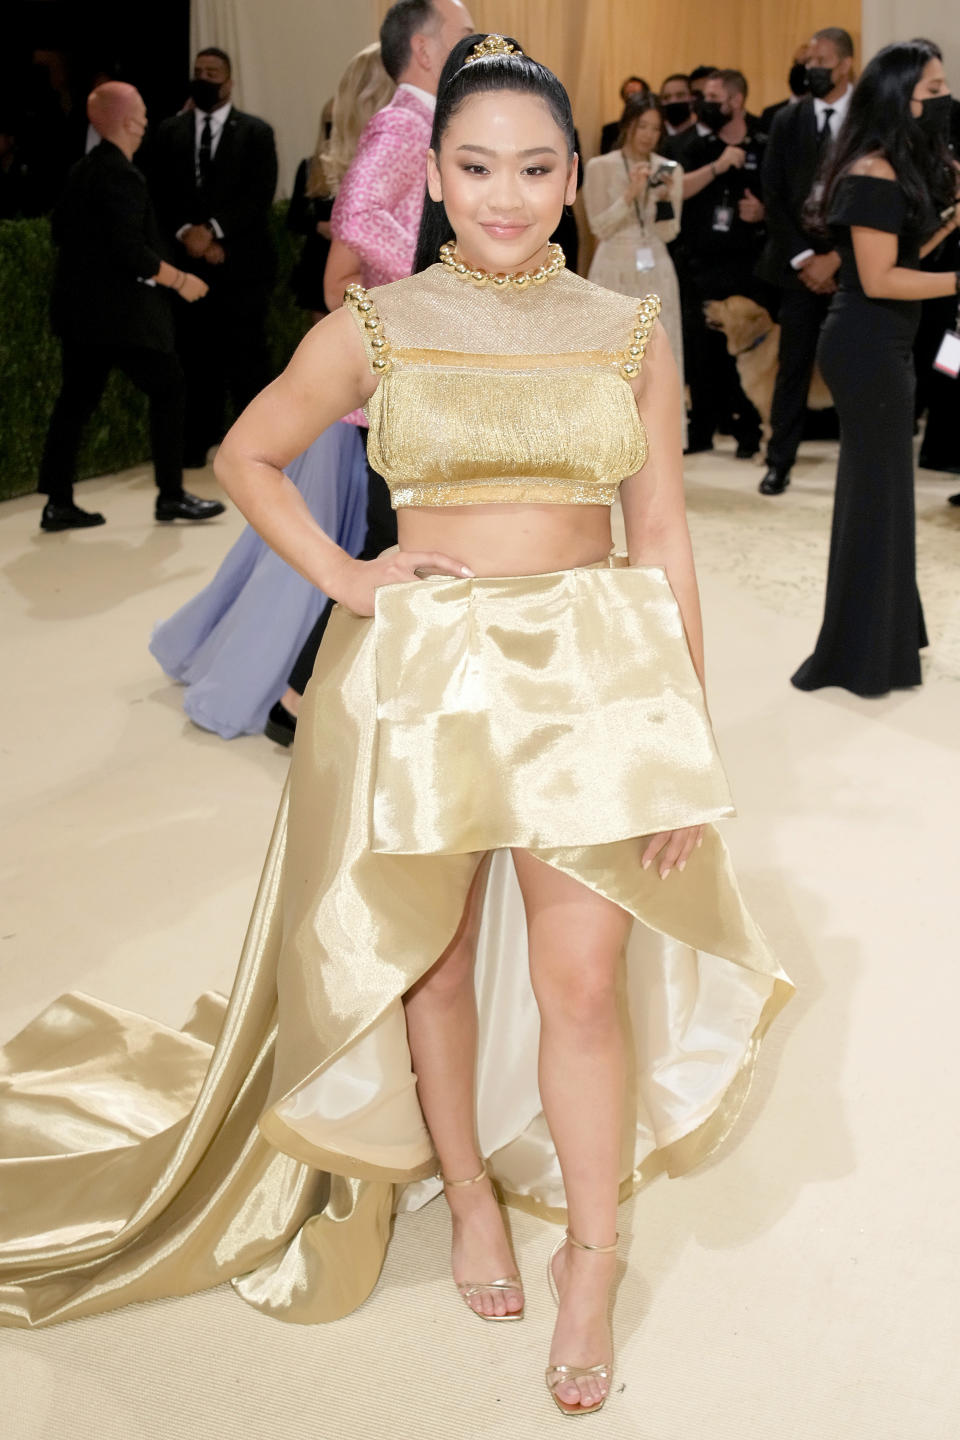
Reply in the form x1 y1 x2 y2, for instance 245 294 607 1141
464 34 523 65
438 240 565 289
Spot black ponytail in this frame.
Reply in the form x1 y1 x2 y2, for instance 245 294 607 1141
412 34 576 275
810 38 955 235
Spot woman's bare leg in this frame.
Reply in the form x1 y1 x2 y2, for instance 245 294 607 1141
512 849 632 1410
403 855 522 1318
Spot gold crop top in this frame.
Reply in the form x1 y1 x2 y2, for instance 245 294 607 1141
343 264 660 508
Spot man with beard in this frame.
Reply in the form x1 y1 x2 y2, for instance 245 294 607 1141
677 69 769 456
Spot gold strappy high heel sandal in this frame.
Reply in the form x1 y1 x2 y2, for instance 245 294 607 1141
442 1162 525 1322
545 1229 618 1416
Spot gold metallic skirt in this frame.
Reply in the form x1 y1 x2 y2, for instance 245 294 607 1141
0 558 793 1328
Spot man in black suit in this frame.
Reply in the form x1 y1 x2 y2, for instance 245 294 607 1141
38 83 224 531
146 48 278 468
756 27 854 495
919 96 960 490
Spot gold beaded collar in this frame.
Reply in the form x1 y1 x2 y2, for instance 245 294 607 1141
439 240 566 290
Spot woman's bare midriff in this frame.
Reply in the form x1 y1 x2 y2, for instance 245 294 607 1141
396 502 615 578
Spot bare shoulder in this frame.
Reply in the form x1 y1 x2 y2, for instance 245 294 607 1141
289 305 377 403
629 319 677 404
848 152 897 181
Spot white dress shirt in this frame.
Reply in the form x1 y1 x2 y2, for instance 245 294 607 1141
193 100 233 168
177 101 233 241
398 83 436 113
791 85 853 269
812 84 851 144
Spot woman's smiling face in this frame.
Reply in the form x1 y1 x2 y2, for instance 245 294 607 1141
426 89 578 274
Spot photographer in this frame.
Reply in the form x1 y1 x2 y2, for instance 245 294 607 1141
584 94 685 434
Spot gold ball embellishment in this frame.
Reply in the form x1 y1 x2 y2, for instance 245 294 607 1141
622 361 639 377
357 300 372 313
437 241 566 290
370 335 387 349
372 356 390 372
364 317 380 331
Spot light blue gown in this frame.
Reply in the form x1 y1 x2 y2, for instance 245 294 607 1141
150 421 368 738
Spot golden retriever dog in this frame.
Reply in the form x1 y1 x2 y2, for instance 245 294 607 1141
704 295 833 452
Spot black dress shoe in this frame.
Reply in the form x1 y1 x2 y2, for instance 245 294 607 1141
40 500 106 531
683 438 714 455
155 491 226 523
735 439 761 460
264 701 297 747
759 467 791 495
948 492 960 507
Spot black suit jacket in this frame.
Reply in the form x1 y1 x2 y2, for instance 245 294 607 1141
756 97 834 287
146 107 278 293
50 139 174 350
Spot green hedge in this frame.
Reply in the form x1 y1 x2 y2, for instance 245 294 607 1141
0 202 307 502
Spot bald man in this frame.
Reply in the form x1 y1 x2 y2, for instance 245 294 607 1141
38 82 226 530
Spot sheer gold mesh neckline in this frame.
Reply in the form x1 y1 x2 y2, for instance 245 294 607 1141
346 267 660 381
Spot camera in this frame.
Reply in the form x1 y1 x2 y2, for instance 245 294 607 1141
648 158 678 190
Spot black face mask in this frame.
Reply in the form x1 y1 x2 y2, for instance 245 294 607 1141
697 100 728 133
805 66 835 101
662 100 692 128
189 77 223 113
915 93 953 143
788 63 809 98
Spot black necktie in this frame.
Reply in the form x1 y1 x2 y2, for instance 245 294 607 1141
817 108 835 149
199 114 213 189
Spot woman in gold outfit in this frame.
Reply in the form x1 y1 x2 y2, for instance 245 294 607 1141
0 35 792 1420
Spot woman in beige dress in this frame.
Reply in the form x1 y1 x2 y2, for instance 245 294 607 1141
584 95 684 385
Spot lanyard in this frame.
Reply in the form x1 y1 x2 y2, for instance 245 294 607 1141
622 150 647 234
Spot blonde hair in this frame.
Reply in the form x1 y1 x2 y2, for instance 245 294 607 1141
308 42 396 197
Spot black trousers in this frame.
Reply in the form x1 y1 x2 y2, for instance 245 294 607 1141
174 280 271 464
38 342 185 503
686 263 765 449
288 436 397 696
765 285 833 473
915 291 960 466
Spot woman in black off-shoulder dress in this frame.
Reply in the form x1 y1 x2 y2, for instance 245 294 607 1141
792 39 960 697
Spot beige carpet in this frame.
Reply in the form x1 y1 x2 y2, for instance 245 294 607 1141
1 443 959 1439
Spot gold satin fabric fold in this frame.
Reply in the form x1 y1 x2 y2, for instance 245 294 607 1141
0 798 381 1328
0 558 793 1331
371 558 734 854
